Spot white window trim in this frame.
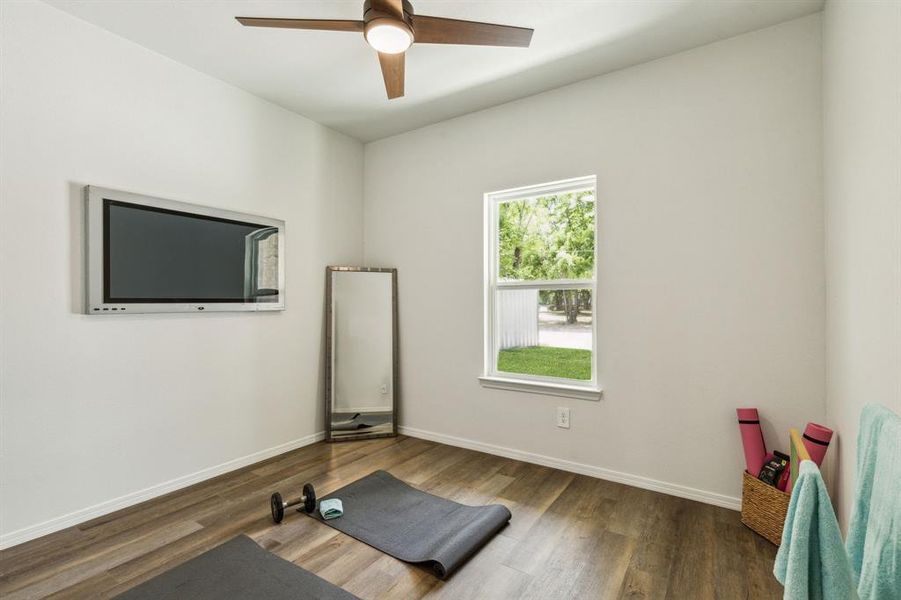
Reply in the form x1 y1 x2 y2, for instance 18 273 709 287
478 375 602 401
481 175 601 401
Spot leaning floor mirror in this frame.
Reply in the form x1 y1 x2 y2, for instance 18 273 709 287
325 266 398 442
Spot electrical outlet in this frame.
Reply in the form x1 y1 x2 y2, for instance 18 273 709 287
556 407 571 429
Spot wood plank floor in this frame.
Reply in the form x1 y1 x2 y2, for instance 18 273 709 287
0 436 783 599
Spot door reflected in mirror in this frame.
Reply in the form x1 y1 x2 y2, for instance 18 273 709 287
325 267 397 441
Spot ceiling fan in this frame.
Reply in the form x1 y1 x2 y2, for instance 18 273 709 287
236 0 534 100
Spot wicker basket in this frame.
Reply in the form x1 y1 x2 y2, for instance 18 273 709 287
740 470 791 545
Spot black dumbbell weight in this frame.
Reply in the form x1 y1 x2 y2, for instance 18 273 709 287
270 483 317 523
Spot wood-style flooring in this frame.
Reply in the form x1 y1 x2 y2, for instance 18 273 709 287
0 436 783 599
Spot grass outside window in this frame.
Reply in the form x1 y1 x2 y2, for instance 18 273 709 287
497 346 591 380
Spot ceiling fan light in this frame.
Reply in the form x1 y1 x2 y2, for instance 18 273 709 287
365 22 413 54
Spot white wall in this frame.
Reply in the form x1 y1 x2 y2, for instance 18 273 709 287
823 0 901 530
0 0 363 545
363 15 825 506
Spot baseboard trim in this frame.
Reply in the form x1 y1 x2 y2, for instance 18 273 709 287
0 431 325 550
399 426 741 511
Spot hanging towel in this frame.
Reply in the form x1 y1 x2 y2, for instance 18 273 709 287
774 460 857 600
845 404 901 600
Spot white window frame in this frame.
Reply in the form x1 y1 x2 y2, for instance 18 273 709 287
480 175 602 401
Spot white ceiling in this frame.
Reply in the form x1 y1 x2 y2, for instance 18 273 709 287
46 1 823 141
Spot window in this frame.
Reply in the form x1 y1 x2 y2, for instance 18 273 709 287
481 176 600 400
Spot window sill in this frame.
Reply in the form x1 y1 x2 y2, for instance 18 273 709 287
478 376 602 401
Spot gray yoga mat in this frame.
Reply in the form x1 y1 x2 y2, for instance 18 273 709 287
114 535 358 600
310 470 511 579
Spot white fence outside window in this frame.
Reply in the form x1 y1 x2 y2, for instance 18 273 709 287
497 288 539 349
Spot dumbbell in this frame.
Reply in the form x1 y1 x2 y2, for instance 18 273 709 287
270 483 316 523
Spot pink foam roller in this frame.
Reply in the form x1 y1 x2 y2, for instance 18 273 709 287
737 408 767 476
802 422 833 467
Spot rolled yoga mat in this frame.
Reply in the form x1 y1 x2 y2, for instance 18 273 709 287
737 408 767 476
801 422 833 466
114 535 359 600
307 470 511 579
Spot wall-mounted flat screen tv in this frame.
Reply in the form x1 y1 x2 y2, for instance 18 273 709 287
85 186 285 314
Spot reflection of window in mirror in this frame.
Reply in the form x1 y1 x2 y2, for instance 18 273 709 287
256 233 278 289
244 227 279 301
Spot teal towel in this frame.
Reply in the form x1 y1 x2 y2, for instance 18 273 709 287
845 404 901 600
774 460 857 600
319 498 343 520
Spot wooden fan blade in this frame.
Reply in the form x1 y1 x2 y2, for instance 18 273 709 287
378 52 405 99
411 15 532 47
235 17 364 32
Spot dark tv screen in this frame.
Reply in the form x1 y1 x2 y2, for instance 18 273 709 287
103 199 277 303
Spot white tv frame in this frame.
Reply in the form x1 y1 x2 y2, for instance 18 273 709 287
85 186 285 315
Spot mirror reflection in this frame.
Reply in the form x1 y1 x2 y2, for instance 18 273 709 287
326 267 397 441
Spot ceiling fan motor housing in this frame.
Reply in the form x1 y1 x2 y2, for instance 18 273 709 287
363 0 415 42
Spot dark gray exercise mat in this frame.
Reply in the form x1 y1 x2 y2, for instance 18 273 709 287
310 470 511 579
113 535 359 600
